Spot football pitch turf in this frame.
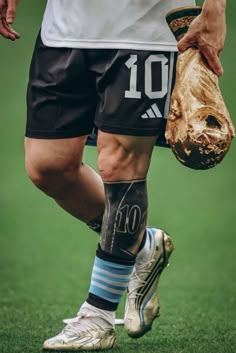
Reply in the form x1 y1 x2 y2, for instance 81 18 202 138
0 1 236 353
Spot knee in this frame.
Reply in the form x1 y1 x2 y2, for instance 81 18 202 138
97 132 155 181
98 149 127 181
25 151 80 198
98 139 130 181
97 140 144 181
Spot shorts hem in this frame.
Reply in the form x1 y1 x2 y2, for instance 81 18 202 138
25 129 91 139
97 125 160 136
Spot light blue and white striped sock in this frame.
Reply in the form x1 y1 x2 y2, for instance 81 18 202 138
89 256 134 305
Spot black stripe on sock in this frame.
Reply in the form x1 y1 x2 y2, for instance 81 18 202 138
86 293 118 311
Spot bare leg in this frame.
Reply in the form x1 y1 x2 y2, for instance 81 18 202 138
97 131 156 180
25 136 105 223
97 131 156 253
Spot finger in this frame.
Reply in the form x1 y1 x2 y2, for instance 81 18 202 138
0 20 15 39
9 27 20 38
0 0 6 11
201 47 224 77
6 0 17 24
4 19 20 37
0 0 6 19
0 18 19 39
177 34 195 53
0 20 10 38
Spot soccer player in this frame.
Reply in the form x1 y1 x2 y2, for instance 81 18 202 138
0 0 227 350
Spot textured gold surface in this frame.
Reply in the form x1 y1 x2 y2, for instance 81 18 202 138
165 47 235 169
168 16 196 33
166 6 202 40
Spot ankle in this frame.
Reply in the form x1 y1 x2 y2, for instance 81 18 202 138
80 302 115 326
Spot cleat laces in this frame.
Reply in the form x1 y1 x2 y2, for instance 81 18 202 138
128 259 156 301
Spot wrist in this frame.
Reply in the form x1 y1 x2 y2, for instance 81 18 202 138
201 0 226 24
202 0 226 14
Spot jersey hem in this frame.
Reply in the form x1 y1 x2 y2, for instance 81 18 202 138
41 31 178 52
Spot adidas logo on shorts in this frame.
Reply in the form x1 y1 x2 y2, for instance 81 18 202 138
141 103 162 119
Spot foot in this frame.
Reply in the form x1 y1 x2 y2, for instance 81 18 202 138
43 307 117 351
63 316 124 326
124 228 174 338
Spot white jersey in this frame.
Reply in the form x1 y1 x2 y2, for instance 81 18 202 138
41 0 195 51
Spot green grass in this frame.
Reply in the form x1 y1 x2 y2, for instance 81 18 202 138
1 1 236 353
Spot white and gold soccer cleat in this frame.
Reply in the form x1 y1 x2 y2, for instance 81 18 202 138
43 309 117 351
63 316 124 326
124 228 174 338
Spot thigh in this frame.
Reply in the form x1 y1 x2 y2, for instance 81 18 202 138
25 136 88 173
26 32 97 139
92 49 177 139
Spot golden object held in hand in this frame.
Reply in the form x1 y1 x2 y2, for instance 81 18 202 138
165 7 235 170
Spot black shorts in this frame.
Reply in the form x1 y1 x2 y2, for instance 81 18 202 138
26 32 177 145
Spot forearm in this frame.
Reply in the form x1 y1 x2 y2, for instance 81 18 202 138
200 0 226 33
202 0 226 13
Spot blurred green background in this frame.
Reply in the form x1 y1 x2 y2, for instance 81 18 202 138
0 1 235 353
